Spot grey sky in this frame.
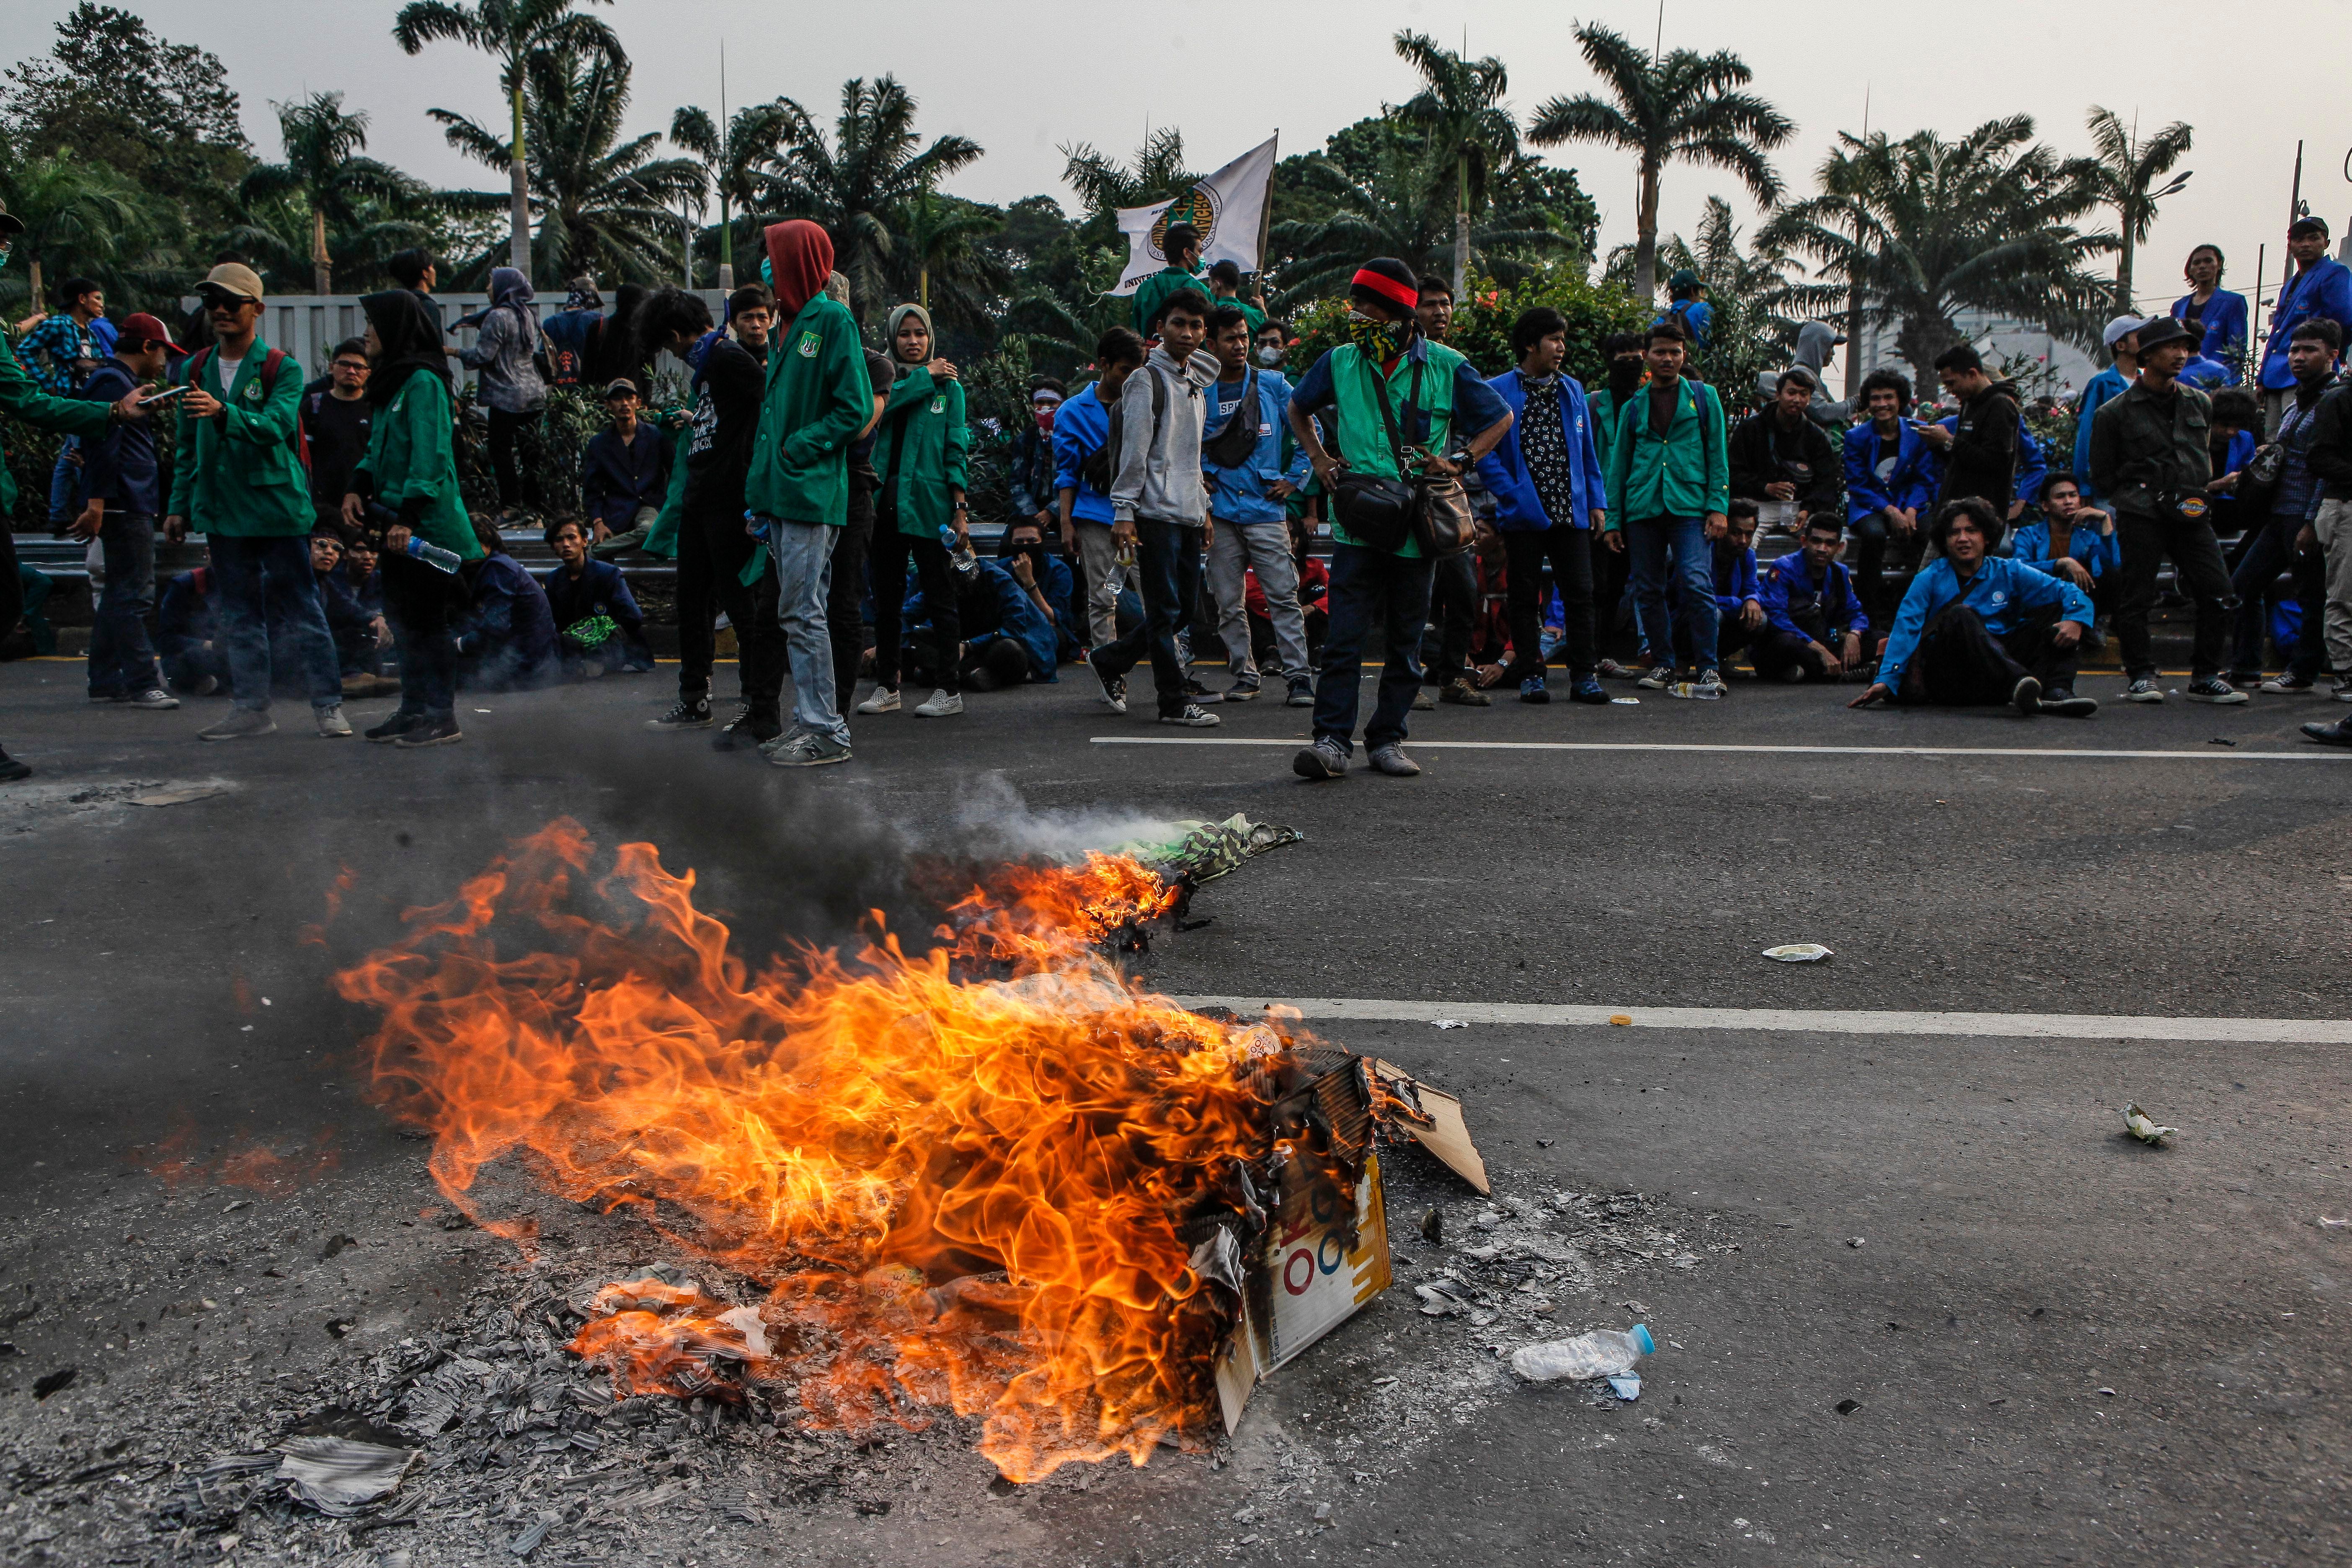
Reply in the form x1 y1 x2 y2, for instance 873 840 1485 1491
4 0 2335 316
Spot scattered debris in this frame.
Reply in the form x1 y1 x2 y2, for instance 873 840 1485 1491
1372 1060 1490 1194
1836 1398 1862 1416
127 783 232 807
1846 1237 1865 1249
2122 1104 2177 1145
2321 1217 2347 1230
275 1436 420 1516
2208 737 2236 747
1609 1014 1633 1026
1418 1207 1442 1245
1430 1018 1467 1030
1609 696 1640 705
32 1365 77 1399
1109 812 1304 887
1762 944 1833 963
1606 1373 1641 1400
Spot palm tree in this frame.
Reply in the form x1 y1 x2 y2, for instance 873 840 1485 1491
237 93 422 295
1390 31 1520 301
1761 118 2114 391
1527 21 1792 302
758 76 983 321
434 44 705 287
0 153 158 317
2084 107 2192 313
392 0 623 282
671 97 802 288
1059 127 1197 224
891 190 1008 322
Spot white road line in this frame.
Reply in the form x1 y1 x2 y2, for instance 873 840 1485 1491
1166 995 2352 1044
1092 738 2349 762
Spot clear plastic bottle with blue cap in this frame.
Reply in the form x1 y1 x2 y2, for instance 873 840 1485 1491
1509 1323 1655 1383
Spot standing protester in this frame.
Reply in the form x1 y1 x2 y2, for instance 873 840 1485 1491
1285 257 1513 779
1476 305 1611 705
1200 303 1312 706
860 302 972 720
1754 515 1870 683
2298 329 2352 710
74 313 176 710
20 276 107 531
1131 222 1204 336
1658 270 1713 363
1053 328 1147 653
341 286 483 748
1851 498 2096 716
454 265 549 524
539 279 602 388
1006 377 1064 540
828 271 896 720
387 248 437 300
1254 319 1291 373
1087 289 1222 727
2230 321 2337 691
2259 217 2352 433
1206 260 1269 335
1841 368 1936 627
2173 244 2248 380
299 338 374 533
1412 276 1482 708
1920 344 2022 517
164 263 349 742
1729 367 1841 534
2087 314 2243 704
745 219 874 768
1602 320 1731 694
1585 331 1648 671
2073 318 2140 507
581 379 668 543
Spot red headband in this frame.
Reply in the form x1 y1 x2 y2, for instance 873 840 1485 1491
1350 268 1419 312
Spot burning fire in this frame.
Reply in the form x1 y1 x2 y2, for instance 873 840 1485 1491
335 820 1306 1480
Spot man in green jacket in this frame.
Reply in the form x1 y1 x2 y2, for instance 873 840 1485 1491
0 200 149 780
164 263 350 740
1131 222 1205 337
1602 319 1730 693
745 221 875 767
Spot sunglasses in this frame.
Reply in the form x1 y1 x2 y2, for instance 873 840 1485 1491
199 290 258 310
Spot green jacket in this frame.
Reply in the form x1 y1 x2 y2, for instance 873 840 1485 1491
167 338 312 536
745 295 873 527
2086 379 2213 518
1323 339 1468 559
873 365 970 539
352 371 482 560
640 410 691 558
1603 377 1728 528
1212 294 1268 336
1132 264 1204 333
0 332 112 515
1587 385 1630 486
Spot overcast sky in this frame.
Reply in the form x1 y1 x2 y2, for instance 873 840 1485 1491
6 0 2340 314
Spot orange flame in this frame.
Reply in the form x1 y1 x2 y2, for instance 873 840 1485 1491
334 820 1284 1480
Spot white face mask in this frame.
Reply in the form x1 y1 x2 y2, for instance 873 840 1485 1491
1255 345 1284 366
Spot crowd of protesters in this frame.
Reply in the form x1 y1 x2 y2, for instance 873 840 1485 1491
10 201 2352 781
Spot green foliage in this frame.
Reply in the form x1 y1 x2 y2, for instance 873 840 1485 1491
1287 269 1650 386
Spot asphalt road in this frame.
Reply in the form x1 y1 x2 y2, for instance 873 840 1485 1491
1 652 2346 1565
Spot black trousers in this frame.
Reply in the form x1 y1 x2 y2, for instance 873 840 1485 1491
2115 510 2231 679
486 407 545 512
828 488 874 711
1897 604 2076 706
676 503 785 721
1419 550 1478 683
379 552 462 716
1503 526 1595 676
1591 530 1634 659
870 528 961 694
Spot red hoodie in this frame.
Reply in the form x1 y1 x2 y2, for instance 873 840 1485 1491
764 220 833 318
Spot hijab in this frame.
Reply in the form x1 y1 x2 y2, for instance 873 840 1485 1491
764 220 833 318
359 289 453 409
886 302 932 368
488 266 537 345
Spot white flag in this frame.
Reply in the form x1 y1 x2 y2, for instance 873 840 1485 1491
1110 135 1279 297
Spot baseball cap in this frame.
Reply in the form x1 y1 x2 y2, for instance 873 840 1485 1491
2101 315 2145 349
199 262 266 304
603 377 641 400
116 312 184 355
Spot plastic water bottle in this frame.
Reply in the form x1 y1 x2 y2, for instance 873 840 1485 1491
403 536 462 575
1666 681 1720 701
1510 1323 1655 1382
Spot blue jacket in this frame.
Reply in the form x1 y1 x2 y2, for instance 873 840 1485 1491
581 423 668 529
2180 353 2232 391
2015 430 2047 505
2009 520 2120 580
2073 366 2129 502
2172 289 2249 376
1712 544 1760 617
1050 381 1117 525
1878 556 2095 691
78 360 160 514
157 568 217 658
456 554 561 688
1202 369 1309 524
1657 299 1713 350
540 557 648 650
904 557 1062 682
1842 420 1935 524
2262 259 2352 390
1759 549 1869 640
1477 369 1610 531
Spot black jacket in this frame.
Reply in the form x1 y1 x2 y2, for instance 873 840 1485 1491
1935 378 2022 514
2304 381 2352 502
1728 409 1842 516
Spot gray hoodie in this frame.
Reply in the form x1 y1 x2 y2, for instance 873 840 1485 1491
1110 345 1221 524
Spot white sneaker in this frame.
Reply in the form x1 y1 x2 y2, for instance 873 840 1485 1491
127 688 180 710
856 686 901 714
315 704 354 738
914 689 963 717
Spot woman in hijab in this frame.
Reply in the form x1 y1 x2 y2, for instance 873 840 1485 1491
857 301 971 719
455 265 548 523
341 288 484 749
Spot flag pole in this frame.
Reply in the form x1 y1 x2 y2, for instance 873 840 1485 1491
1255 130 1279 281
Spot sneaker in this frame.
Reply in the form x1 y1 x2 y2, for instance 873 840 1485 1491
315 704 354 738
2301 718 2352 746
856 686 901 714
768 732 851 768
1411 687 1435 710
1368 743 1421 777
1180 676 1214 701
88 690 128 704
1159 704 1222 728
1286 676 1314 708
2224 670 2264 688
1694 668 1725 695
199 708 276 742
341 671 376 697
2124 678 2165 704
1596 658 1639 680
647 695 713 730
914 689 963 717
365 710 425 743
1223 677 1261 703
1516 674 1549 705
1446 677 1493 707
713 710 781 751
393 714 464 748
0 750 28 783
1568 675 1609 705
1086 651 1127 714
2260 672 2316 693
127 688 180 710
2184 677 2248 705
2038 689 2099 717
1291 737 1349 779
2334 677 2352 703
1636 664 1678 690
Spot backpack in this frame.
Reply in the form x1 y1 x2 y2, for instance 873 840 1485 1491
1080 369 1168 495
188 345 310 477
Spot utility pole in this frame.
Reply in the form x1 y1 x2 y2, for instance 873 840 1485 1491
717 42 734 292
1844 86 1869 400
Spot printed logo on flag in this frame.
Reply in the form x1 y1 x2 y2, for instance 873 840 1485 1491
1147 187 1221 264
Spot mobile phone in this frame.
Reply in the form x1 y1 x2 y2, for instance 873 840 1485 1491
138 384 191 406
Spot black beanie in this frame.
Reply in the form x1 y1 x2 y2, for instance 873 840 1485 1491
1348 257 1420 316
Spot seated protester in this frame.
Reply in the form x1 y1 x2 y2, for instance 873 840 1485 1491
994 516 1081 666
452 520 561 690
579 378 668 544
900 552 1061 692
1841 368 1936 627
1754 515 1871 682
156 566 226 695
1851 497 2098 717
1247 518 1327 676
1673 498 1765 670
304 530 378 680
1728 367 1841 535
539 516 653 676
2009 473 2120 614
335 533 395 694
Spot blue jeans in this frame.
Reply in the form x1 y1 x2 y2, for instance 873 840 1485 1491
47 439 83 524
2230 510 2324 678
1624 516 1719 672
87 512 160 696
1314 542 1435 754
208 534 341 711
1095 518 1203 716
770 519 848 745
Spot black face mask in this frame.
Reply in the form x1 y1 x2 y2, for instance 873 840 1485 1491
1608 357 1643 398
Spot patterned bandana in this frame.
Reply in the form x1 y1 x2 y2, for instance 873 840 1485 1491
1343 311 1406 364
